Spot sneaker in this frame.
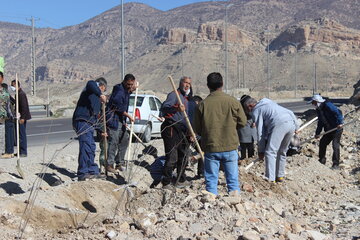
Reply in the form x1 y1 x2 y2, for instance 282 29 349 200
1 153 14 159
88 174 107 180
78 174 91 181
331 164 340 170
276 177 285 183
106 165 117 173
115 164 126 171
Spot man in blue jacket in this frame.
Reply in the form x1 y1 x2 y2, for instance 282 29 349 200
73 78 107 181
310 94 344 168
106 74 136 172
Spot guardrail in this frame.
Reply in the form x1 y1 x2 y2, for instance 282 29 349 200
29 104 52 118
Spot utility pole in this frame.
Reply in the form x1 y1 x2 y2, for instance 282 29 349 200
288 42 299 98
121 0 125 80
224 3 234 94
27 16 39 96
313 53 317 94
237 55 240 89
265 30 270 98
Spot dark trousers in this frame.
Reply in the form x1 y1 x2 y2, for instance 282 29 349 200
161 121 187 185
240 142 255 160
5 120 15 154
74 121 99 177
319 129 342 166
16 121 28 155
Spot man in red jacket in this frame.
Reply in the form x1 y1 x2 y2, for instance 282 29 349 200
11 80 31 157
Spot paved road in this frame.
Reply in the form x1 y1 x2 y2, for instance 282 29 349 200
27 118 75 146
25 98 349 147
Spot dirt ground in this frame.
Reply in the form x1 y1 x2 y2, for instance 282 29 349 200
0 105 359 240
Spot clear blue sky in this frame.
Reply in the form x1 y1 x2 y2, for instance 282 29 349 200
0 0 218 28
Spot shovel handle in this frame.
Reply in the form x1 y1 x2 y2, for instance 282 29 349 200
167 76 204 161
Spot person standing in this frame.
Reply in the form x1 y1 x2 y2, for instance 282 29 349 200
243 97 298 183
238 95 257 160
1 82 15 159
310 94 344 169
11 80 31 157
194 72 247 195
0 72 11 155
106 74 136 172
160 76 192 188
72 77 107 181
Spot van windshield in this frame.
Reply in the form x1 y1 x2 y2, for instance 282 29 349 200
129 96 144 107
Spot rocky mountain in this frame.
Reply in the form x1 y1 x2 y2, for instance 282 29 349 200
0 0 360 103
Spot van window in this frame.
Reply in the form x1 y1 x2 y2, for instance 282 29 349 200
149 97 157 111
129 96 144 107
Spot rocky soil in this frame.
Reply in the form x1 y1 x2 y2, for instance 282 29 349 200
0 104 359 240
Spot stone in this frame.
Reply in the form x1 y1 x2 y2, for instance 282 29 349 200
234 219 243 227
118 222 130 233
210 223 224 234
223 196 242 205
242 183 254 193
188 223 204 234
249 217 260 223
235 203 247 215
106 230 117 239
242 230 260 240
291 223 303 234
175 212 189 222
286 233 303 240
244 201 254 211
306 230 327 240
200 191 217 203
272 204 284 216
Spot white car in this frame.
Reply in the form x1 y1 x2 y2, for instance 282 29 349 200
127 94 163 143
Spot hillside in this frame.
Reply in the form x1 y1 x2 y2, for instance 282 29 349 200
0 0 359 104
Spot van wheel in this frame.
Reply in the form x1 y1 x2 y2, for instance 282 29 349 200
142 124 152 143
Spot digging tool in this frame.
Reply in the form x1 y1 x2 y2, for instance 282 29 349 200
167 76 204 161
151 114 164 122
299 119 358 146
102 103 108 176
126 81 139 170
15 74 25 179
244 158 260 171
125 124 158 157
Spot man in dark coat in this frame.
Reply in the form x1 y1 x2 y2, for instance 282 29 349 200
11 80 31 157
72 78 107 181
310 94 344 168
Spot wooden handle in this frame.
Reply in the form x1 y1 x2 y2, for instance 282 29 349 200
126 81 139 168
102 103 108 175
167 76 204 161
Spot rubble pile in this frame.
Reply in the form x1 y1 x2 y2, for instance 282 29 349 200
0 106 358 240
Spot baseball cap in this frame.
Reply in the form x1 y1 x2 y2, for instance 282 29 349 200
307 94 325 104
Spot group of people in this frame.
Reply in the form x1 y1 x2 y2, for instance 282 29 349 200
72 74 136 181
0 71 31 159
73 72 344 195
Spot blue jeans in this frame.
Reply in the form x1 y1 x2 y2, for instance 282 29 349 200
204 150 240 195
74 121 99 178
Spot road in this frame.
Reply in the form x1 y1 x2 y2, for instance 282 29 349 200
26 98 349 146
27 118 75 146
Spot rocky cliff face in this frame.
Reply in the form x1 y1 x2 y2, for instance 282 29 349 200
271 18 360 55
0 0 360 99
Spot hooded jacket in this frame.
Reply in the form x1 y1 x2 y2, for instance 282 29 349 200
315 101 343 135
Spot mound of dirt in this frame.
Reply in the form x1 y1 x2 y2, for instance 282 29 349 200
0 105 359 239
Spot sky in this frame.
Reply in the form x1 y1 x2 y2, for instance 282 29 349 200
0 0 218 29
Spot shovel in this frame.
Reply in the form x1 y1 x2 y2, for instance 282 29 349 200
15 74 25 179
299 119 358 146
125 125 158 157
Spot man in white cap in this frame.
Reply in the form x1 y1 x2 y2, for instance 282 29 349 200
309 94 343 169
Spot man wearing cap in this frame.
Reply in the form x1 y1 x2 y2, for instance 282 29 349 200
310 94 343 168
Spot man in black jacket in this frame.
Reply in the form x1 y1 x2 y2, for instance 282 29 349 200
11 80 31 157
